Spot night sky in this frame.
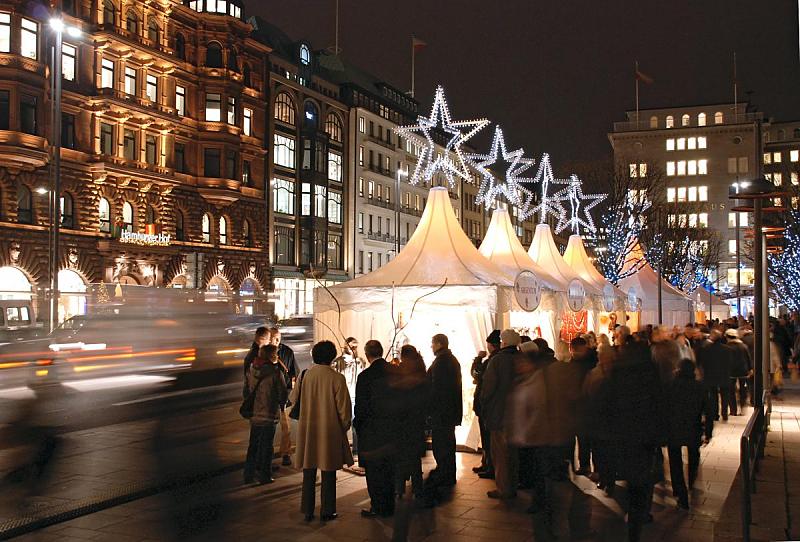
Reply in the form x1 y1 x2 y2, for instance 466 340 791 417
251 1 800 166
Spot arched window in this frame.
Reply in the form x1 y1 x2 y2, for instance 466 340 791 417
99 197 111 232
175 209 185 240
242 63 251 87
147 19 159 44
681 114 690 127
303 101 318 130
227 48 239 72
274 92 295 125
299 44 311 66
665 115 674 128
697 112 706 126
202 213 211 243
242 219 252 247
649 116 657 128
60 193 74 228
206 42 223 68
714 111 724 124
325 113 343 143
122 201 134 232
103 0 116 25
145 204 156 225
218 216 227 244
125 11 138 35
17 185 32 224
175 33 186 60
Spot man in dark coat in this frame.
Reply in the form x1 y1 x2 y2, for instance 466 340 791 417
354 340 399 518
597 339 665 542
270 327 298 466
426 333 462 489
697 330 734 421
570 336 596 476
666 359 713 509
726 328 751 415
480 329 522 499
242 327 270 399
471 330 501 477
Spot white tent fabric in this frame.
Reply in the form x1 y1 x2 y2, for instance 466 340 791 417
479 209 562 345
693 288 732 321
618 242 694 327
314 187 512 447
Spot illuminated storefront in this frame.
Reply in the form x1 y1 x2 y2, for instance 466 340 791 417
272 276 343 321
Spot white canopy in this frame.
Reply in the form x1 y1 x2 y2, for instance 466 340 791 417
694 288 732 321
563 234 627 307
527 224 601 296
618 242 694 327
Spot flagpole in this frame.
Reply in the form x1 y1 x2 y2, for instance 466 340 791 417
733 51 738 122
635 60 640 124
411 36 416 98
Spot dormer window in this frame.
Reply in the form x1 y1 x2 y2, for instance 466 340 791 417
187 0 242 19
300 44 311 66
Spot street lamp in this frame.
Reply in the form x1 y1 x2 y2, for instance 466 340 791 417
47 16 82 333
395 167 408 255
732 181 742 320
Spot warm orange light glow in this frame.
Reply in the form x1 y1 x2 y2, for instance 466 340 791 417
66 348 195 363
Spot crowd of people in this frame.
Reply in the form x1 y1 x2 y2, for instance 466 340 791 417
237 313 800 541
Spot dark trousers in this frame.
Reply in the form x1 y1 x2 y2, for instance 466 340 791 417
395 456 423 498
667 444 700 504
593 441 615 490
430 424 457 486
365 457 396 515
707 385 731 420
244 423 277 481
627 482 653 542
301 469 337 516
730 377 749 414
478 416 492 470
530 446 570 511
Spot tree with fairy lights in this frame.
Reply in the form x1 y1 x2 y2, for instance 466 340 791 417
768 180 800 311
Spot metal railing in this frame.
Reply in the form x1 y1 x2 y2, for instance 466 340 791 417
741 391 771 542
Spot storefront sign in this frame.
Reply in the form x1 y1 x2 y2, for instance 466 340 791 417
514 270 542 312
627 287 640 312
567 279 586 312
602 284 615 312
119 231 171 247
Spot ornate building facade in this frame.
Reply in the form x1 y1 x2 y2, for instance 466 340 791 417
0 0 271 323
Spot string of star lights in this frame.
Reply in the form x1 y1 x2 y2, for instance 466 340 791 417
394 85 489 188
769 206 800 311
552 175 607 235
528 153 568 226
465 125 535 217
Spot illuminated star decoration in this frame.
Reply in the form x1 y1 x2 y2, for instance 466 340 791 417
552 175 607 235
394 85 489 188
528 153 568 226
466 125 535 217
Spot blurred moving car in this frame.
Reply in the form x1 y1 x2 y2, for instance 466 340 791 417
277 315 313 342
0 300 45 344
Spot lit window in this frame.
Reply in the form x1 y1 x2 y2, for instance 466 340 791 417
773 152 782 163
687 160 697 176
243 107 252 136
649 115 658 128
688 186 697 202
358 116 365 133
677 161 686 176
175 85 186 116
272 178 295 214
774 197 783 207
219 216 227 244
698 159 708 175
688 213 697 227
62 43 77 81
681 114 690 126
205 93 221 121
314 185 327 218
677 186 687 202
698 186 708 201
328 191 342 224
273 134 295 169
677 138 686 150
666 138 675 151
639 163 647 177
792 172 799 185
227 96 235 124
202 214 211 242
763 152 771 164
327 151 342 183
368 180 374 198
274 92 295 125
124 67 136 95
300 44 311 65
698 112 706 126
0 13 10 52
667 187 676 202
666 161 675 176
699 213 708 227
146 74 158 102
101 58 115 89
122 202 134 232
98 197 111 232
20 18 38 60
325 113 343 143
774 173 783 186
358 177 364 197
687 137 696 150
714 111 723 124
698 136 707 149
791 150 799 162
629 163 638 178
729 239 737 254
667 214 676 227
666 115 674 128
358 146 364 166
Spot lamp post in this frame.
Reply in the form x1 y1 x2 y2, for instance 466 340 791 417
733 182 742 319
47 17 81 333
395 167 408 255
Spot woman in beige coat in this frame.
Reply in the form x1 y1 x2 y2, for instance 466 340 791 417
290 340 353 522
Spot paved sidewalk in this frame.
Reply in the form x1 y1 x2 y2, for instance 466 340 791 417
11 409 753 542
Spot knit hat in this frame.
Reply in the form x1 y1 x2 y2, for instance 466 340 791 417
486 329 502 346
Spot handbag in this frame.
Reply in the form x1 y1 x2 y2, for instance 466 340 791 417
239 375 265 419
289 369 307 420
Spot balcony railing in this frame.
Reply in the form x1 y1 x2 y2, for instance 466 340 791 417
364 197 394 210
366 232 396 243
613 112 764 132
366 134 396 151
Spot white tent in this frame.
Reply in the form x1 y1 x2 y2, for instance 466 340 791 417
693 288 732 322
479 208 562 345
314 187 512 444
562 234 627 334
617 243 694 328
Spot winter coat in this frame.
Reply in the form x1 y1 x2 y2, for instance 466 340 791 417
354 359 400 464
666 374 713 446
697 340 733 386
471 350 496 417
245 359 288 426
581 364 610 441
651 340 682 384
242 342 259 399
277 343 297 389
727 338 751 378
291 364 353 471
428 348 463 427
395 358 430 460
480 346 520 431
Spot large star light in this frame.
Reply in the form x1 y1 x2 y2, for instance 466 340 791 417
528 153 568 225
553 175 607 235
466 126 535 216
394 85 489 188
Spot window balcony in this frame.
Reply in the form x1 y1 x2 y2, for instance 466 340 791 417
366 232 396 244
